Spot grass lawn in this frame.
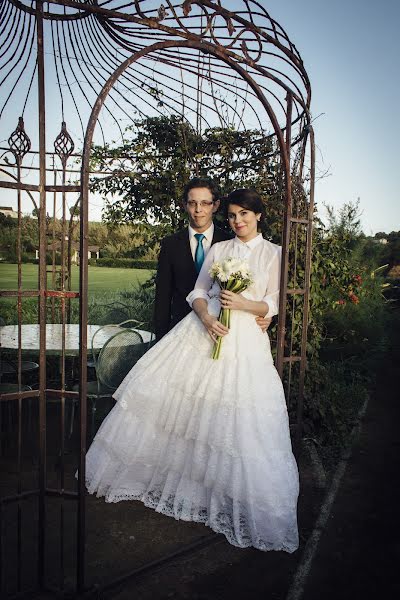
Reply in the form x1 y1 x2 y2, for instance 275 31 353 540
0 263 154 293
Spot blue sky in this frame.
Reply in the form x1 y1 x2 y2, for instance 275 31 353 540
1 0 399 234
265 0 399 234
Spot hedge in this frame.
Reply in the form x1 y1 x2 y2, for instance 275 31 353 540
93 257 157 270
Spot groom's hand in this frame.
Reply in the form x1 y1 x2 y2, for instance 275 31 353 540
255 316 272 332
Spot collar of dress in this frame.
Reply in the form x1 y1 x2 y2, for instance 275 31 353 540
233 233 263 251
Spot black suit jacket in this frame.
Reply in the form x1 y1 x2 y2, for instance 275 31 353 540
154 225 231 340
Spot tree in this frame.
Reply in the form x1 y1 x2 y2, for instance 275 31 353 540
88 222 108 248
89 115 280 234
0 212 17 228
324 199 362 246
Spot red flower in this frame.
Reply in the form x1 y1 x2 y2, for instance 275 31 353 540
349 293 359 304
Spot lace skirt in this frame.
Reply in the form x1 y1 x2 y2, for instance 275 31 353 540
85 302 299 553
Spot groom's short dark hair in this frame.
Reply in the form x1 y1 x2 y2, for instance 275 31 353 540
183 178 220 204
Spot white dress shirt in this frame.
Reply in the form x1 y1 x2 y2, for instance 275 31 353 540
188 223 214 261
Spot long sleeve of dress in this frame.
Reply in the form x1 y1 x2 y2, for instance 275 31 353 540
262 245 281 317
186 245 216 307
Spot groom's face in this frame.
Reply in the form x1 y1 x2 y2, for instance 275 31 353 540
185 187 219 233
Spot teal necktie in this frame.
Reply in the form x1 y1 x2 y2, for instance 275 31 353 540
194 233 205 273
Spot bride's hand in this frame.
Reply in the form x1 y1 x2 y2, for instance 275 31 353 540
220 290 247 311
200 313 229 341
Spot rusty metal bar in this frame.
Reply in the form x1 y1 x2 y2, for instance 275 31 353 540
0 390 40 402
0 146 81 157
46 184 80 192
0 389 77 401
0 181 39 191
36 1 47 589
0 290 78 298
59 152 68 591
77 113 90 600
0 290 40 297
291 217 309 224
0 180 80 192
296 126 316 448
16 161 22 391
98 534 220 596
276 91 293 376
283 356 302 363
46 389 79 399
45 290 79 298
51 166 57 322
45 488 78 499
0 490 40 505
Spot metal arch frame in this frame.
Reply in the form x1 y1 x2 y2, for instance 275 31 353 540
79 43 313 599
8 0 94 20
0 1 316 596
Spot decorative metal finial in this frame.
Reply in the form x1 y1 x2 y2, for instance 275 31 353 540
54 121 75 167
8 117 31 164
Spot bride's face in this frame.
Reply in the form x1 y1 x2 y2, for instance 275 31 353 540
227 203 261 242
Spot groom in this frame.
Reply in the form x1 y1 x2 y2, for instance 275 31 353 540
155 178 230 340
154 177 271 340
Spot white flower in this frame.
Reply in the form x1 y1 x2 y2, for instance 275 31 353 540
209 257 253 286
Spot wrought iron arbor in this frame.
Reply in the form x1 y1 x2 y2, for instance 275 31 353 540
0 1 315 595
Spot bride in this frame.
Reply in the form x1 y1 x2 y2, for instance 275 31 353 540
85 188 299 553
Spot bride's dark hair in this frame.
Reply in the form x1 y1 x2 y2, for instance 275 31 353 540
223 188 265 220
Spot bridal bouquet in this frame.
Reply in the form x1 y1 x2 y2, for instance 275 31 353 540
209 257 254 359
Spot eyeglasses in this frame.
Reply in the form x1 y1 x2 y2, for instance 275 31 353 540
186 201 215 208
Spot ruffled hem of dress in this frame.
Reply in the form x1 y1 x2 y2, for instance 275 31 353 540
85 476 299 554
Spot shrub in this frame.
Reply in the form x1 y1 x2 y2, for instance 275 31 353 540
303 359 369 469
319 269 389 369
94 257 157 270
21 253 38 264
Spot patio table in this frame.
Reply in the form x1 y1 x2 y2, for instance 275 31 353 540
0 323 154 356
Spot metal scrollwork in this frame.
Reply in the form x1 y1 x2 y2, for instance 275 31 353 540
7 116 31 164
54 121 75 168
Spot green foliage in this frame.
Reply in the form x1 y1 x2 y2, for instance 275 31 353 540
380 230 400 267
0 298 39 325
0 213 17 228
100 221 163 261
324 199 362 244
303 359 369 452
305 201 388 360
89 115 279 233
88 221 109 247
274 197 391 457
95 258 157 269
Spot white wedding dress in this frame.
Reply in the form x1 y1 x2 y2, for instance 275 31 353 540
85 235 299 553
